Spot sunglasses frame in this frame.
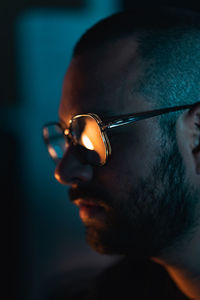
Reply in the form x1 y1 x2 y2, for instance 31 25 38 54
70 113 111 165
43 103 194 166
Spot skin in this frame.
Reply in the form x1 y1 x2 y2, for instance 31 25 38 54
54 38 200 298
154 106 200 299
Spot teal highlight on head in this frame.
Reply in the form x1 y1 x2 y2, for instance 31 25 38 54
133 26 200 138
136 27 200 108
73 7 200 137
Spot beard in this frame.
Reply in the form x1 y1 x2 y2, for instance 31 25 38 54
84 137 199 259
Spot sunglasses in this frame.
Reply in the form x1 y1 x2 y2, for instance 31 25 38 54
42 104 193 166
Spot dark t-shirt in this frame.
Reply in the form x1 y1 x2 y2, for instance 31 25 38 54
43 257 189 300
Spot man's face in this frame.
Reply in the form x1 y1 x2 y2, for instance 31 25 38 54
55 40 196 259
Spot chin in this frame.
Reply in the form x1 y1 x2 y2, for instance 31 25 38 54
85 224 163 259
85 226 139 257
85 225 121 255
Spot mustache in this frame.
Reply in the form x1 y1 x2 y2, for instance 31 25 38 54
69 185 109 203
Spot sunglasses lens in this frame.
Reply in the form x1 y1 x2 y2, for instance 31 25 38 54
70 115 107 165
43 123 67 161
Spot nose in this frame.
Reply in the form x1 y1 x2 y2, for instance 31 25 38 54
54 144 93 186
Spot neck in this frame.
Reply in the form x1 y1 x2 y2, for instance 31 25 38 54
152 226 200 299
165 266 200 300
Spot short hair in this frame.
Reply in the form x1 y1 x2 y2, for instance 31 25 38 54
73 7 200 139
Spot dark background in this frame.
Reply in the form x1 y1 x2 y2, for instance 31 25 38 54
2 1 200 299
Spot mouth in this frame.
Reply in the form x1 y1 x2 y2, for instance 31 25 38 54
73 198 109 224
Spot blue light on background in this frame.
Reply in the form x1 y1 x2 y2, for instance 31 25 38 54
6 1 121 299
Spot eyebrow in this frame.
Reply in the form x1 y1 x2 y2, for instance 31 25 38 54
94 110 115 119
59 118 69 128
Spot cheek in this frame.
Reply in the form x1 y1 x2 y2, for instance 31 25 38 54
108 134 156 182
95 122 161 198
96 148 144 200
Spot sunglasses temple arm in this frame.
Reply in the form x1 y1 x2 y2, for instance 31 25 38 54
102 104 193 130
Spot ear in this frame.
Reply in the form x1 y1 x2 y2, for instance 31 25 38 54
182 102 200 175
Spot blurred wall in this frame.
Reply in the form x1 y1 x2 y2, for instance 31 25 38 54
3 1 120 300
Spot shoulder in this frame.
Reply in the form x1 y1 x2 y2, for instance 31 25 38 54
42 257 189 300
42 266 99 300
90 257 190 300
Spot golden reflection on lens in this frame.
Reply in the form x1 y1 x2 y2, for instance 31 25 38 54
82 116 106 164
73 114 107 165
48 146 57 159
54 173 61 181
81 134 94 150
64 129 69 135
43 127 49 139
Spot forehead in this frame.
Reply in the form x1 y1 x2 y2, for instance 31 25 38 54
59 37 151 124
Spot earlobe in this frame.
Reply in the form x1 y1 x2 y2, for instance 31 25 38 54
189 102 200 175
193 140 200 174
176 102 200 178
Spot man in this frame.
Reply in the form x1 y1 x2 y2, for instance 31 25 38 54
43 6 200 299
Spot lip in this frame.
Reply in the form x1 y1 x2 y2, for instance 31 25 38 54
73 198 107 223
